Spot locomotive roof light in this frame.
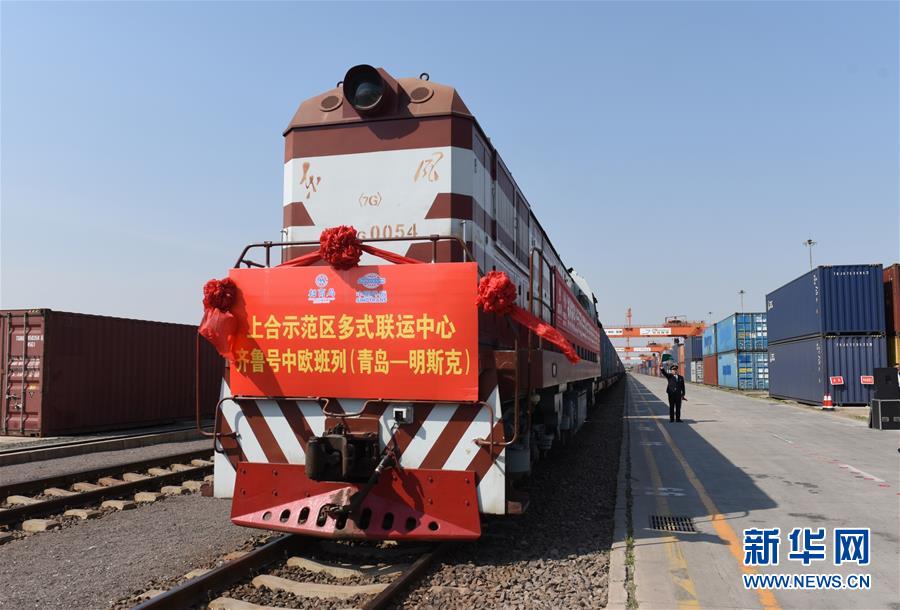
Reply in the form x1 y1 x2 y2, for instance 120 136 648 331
342 64 386 114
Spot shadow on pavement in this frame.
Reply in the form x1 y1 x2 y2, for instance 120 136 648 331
625 374 777 547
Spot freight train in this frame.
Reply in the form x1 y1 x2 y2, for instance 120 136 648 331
205 64 624 541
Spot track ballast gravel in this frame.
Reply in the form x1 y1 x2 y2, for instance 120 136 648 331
0 495 259 610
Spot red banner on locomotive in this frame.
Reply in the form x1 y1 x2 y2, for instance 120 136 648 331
228 263 479 402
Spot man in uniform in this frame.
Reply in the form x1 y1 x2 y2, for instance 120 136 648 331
661 364 687 423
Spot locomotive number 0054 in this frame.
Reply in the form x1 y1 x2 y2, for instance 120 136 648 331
358 223 418 239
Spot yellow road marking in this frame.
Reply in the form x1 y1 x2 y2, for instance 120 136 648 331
638 420 702 610
642 386 781 610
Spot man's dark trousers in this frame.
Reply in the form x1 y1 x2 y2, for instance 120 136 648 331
667 393 682 422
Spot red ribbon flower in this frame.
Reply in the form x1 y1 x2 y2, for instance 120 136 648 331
202 277 237 312
319 225 363 270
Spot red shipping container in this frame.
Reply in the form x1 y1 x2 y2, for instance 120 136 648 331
0 310 223 436
703 354 718 386
884 263 900 336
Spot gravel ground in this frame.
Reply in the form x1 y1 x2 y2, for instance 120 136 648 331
0 494 259 610
396 379 626 609
0 438 215 487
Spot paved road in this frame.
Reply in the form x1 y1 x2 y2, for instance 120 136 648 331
616 373 899 610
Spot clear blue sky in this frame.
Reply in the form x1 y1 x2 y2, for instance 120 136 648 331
2 1 898 340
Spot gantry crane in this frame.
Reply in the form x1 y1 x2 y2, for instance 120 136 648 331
606 309 706 338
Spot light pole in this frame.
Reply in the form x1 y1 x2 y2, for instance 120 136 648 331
739 290 746 312
803 239 817 270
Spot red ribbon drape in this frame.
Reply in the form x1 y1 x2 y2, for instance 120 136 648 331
477 270 580 364
198 278 238 361
278 225 423 268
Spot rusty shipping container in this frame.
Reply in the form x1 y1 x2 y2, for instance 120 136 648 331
0 310 223 436
885 263 900 336
702 354 718 386
888 335 900 366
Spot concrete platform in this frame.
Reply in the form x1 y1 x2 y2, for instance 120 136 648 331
610 374 899 610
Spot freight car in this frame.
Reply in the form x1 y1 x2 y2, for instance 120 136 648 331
0 309 223 436
204 65 624 541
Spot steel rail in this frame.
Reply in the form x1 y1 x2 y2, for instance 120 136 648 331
130 536 449 610
132 535 308 610
0 448 213 498
362 542 451 610
0 463 213 526
0 426 208 457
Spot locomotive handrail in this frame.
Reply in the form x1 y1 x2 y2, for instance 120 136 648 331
233 234 474 269
207 395 330 450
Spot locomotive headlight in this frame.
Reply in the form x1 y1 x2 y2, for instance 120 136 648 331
342 64 386 114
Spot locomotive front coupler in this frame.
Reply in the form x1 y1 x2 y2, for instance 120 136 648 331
323 447 397 520
319 422 403 520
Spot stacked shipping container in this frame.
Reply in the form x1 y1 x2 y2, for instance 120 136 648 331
885 264 900 365
766 265 887 405
715 313 769 390
701 323 717 386
683 336 702 383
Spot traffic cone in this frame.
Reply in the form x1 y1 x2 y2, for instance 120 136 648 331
821 394 834 410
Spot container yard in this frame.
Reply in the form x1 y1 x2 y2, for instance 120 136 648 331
2 4 898 610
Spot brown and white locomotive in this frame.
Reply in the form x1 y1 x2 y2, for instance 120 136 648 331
209 64 623 541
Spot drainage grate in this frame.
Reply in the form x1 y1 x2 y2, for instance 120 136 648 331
650 515 696 533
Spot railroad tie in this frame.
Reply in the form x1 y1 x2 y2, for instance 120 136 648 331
64 509 101 520
122 472 150 482
22 518 59 532
72 482 104 492
43 487 78 497
5 495 40 506
252 574 389 599
208 598 292 610
318 540 431 560
287 556 407 579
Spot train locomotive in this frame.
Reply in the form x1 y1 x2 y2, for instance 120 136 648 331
204 64 624 541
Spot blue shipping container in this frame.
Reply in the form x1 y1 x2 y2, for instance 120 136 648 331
716 316 736 353
717 352 738 388
738 351 769 390
716 313 768 352
702 325 717 356
684 336 702 363
768 335 886 405
766 265 885 343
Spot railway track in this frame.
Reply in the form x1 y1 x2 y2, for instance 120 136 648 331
0 448 214 534
130 535 450 610
0 425 212 466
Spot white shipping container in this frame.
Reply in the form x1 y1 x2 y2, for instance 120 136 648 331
691 360 704 384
